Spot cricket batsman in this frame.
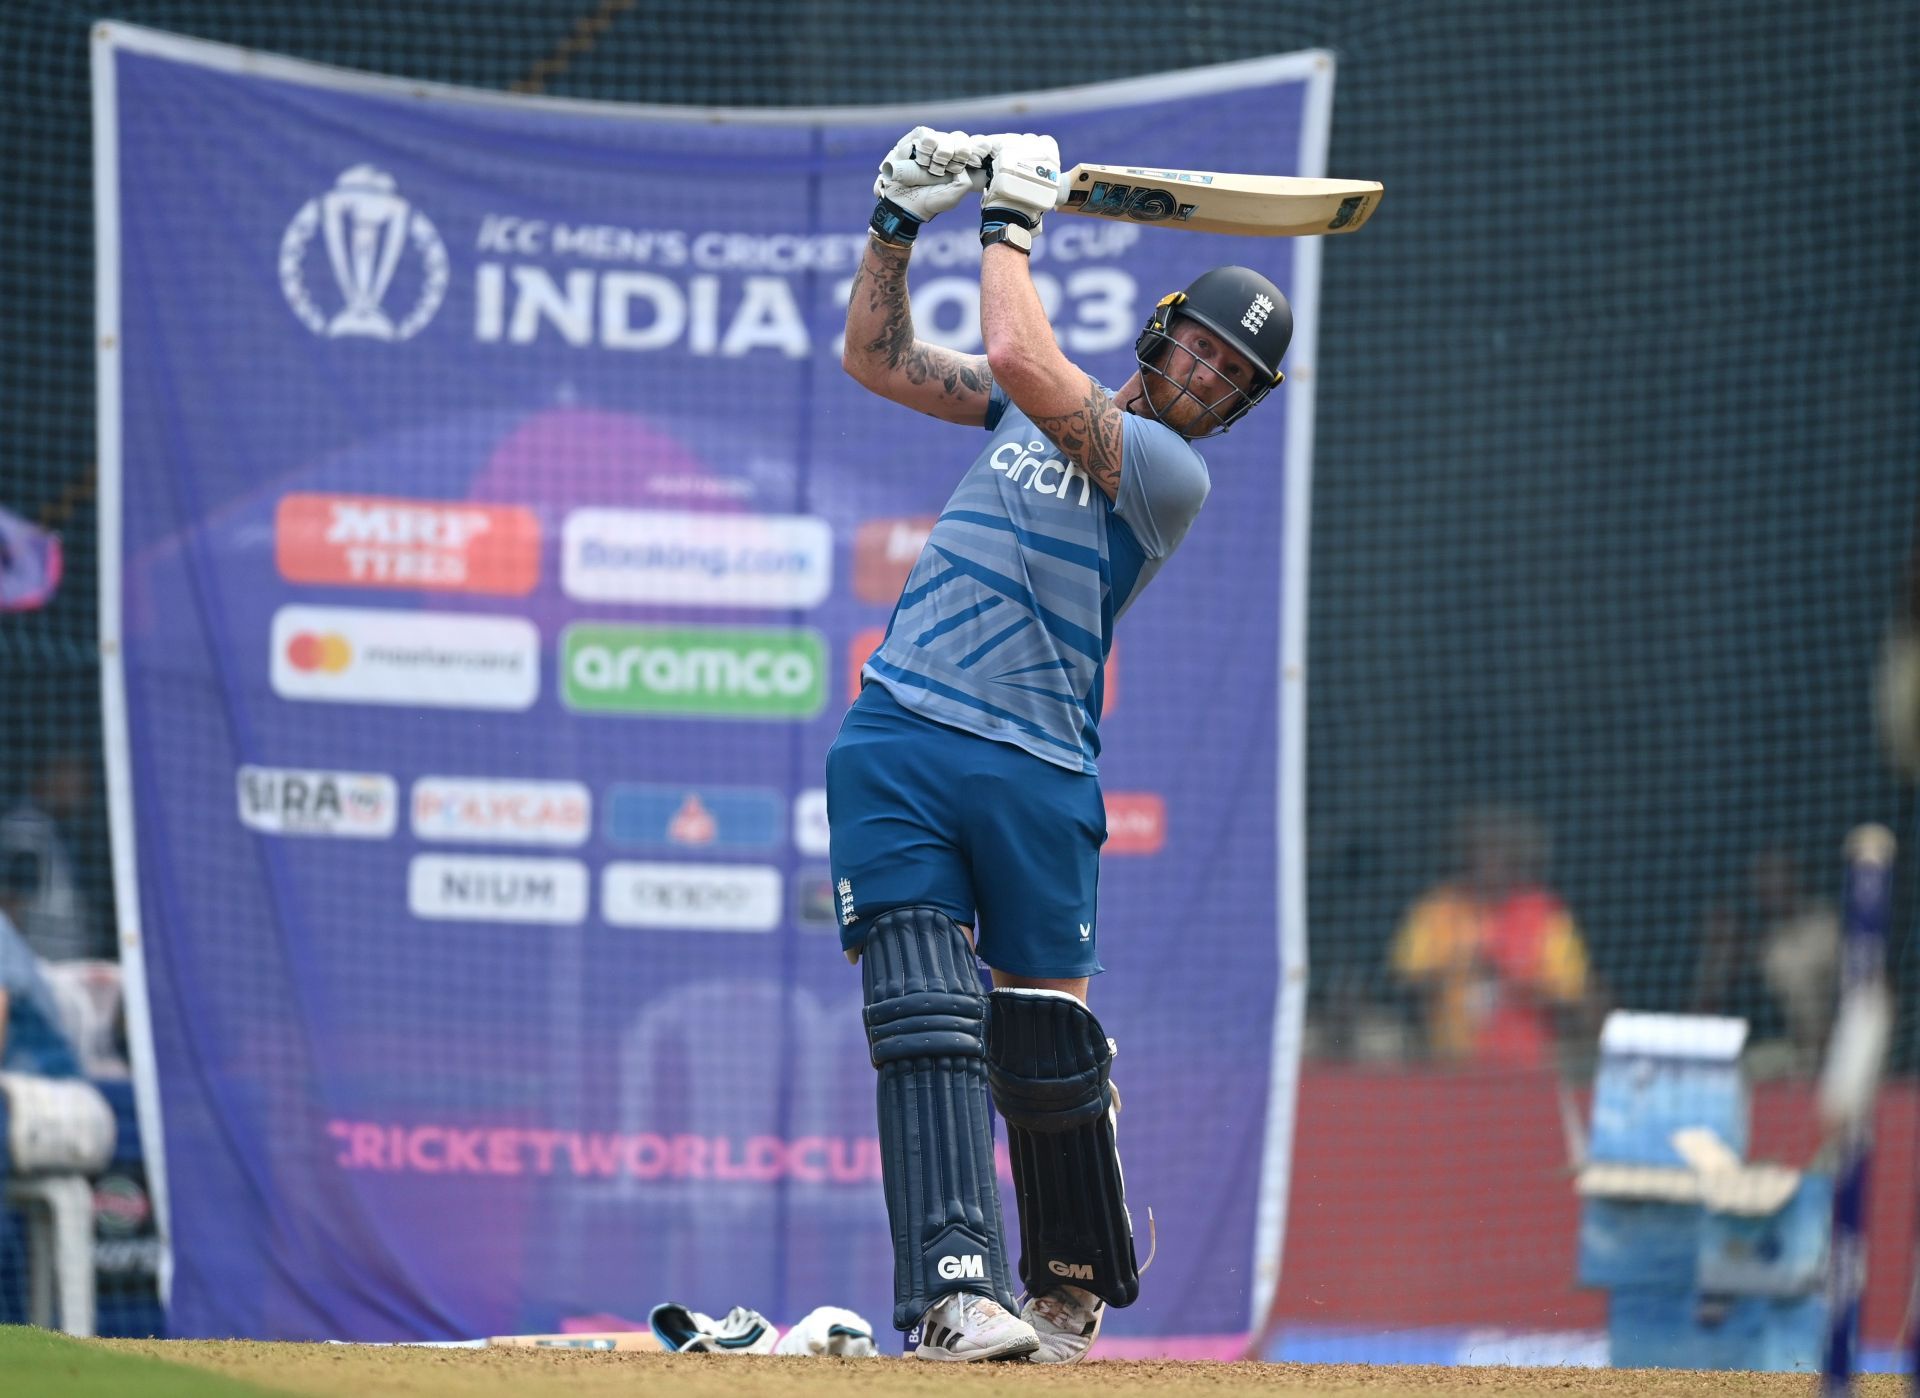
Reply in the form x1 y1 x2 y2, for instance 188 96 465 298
827 126 1294 1362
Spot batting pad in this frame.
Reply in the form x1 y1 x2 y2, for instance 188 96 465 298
986 988 1141 1308
861 907 1019 1329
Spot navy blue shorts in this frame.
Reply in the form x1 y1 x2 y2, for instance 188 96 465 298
825 683 1106 978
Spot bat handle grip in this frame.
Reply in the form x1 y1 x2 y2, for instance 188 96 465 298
968 159 1071 210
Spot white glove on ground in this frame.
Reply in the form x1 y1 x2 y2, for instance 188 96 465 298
981 132 1061 232
647 1302 778 1354
773 1306 879 1357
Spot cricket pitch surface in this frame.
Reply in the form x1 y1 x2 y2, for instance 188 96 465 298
75 1338 1918 1397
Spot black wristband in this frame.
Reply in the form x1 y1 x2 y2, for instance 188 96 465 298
980 207 1036 254
869 197 922 247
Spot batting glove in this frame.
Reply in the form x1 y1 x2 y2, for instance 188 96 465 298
980 132 1061 237
870 127 989 246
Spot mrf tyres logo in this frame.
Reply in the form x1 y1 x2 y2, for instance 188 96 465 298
562 624 825 719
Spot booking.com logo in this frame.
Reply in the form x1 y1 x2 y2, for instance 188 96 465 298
285 631 353 673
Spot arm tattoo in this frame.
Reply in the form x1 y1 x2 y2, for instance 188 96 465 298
855 244 992 402
1032 382 1127 497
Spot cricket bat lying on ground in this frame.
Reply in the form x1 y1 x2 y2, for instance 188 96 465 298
484 1332 664 1351
351 1331 665 1351
975 162 1384 237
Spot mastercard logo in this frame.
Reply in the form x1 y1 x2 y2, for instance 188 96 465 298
285 631 352 673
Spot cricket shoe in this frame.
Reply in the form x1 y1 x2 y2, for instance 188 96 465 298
908 1292 1038 1362
1020 1285 1105 1364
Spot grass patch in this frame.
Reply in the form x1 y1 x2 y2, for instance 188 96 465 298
0 1325 291 1397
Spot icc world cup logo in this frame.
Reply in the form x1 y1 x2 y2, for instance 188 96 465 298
280 165 449 340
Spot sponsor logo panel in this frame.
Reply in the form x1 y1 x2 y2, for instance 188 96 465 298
562 508 832 608
793 867 837 929
410 777 591 847
408 854 588 924
270 605 539 710
847 626 887 704
791 788 830 856
603 784 783 851
276 494 540 595
852 516 934 604
601 861 781 933
1103 792 1166 856
237 765 397 838
561 624 825 719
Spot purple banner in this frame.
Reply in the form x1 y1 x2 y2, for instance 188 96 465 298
95 25 1323 1350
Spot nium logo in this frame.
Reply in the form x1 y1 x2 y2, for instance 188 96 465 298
271 605 539 711
276 494 540 595
600 861 781 932
562 624 825 719
408 854 588 924
936 1255 985 1281
561 508 832 608
1241 293 1277 334
281 166 449 341
410 777 591 847
237 766 397 838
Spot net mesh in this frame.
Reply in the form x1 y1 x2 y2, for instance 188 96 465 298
1 0 1916 1360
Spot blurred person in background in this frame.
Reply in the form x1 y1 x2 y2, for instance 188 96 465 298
1692 844 1839 1073
0 849 87 1207
0 750 107 963
1877 494 1920 784
1390 805 1593 1070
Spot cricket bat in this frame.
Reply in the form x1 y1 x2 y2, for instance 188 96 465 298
483 1331 664 1351
959 160 1382 238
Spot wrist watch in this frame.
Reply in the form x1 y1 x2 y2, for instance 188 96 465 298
980 219 1034 254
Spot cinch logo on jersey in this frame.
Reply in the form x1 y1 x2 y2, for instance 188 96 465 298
791 788 829 856
410 777 591 847
990 439 1093 507
1103 792 1166 856
852 516 934 603
561 624 825 719
603 784 782 851
276 494 540 595
236 766 397 838
408 854 588 924
271 606 539 710
600 861 781 933
561 508 831 608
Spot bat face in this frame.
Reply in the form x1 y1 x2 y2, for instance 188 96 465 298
1055 164 1382 238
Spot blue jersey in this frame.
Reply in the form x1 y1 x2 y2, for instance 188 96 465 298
863 383 1210 774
